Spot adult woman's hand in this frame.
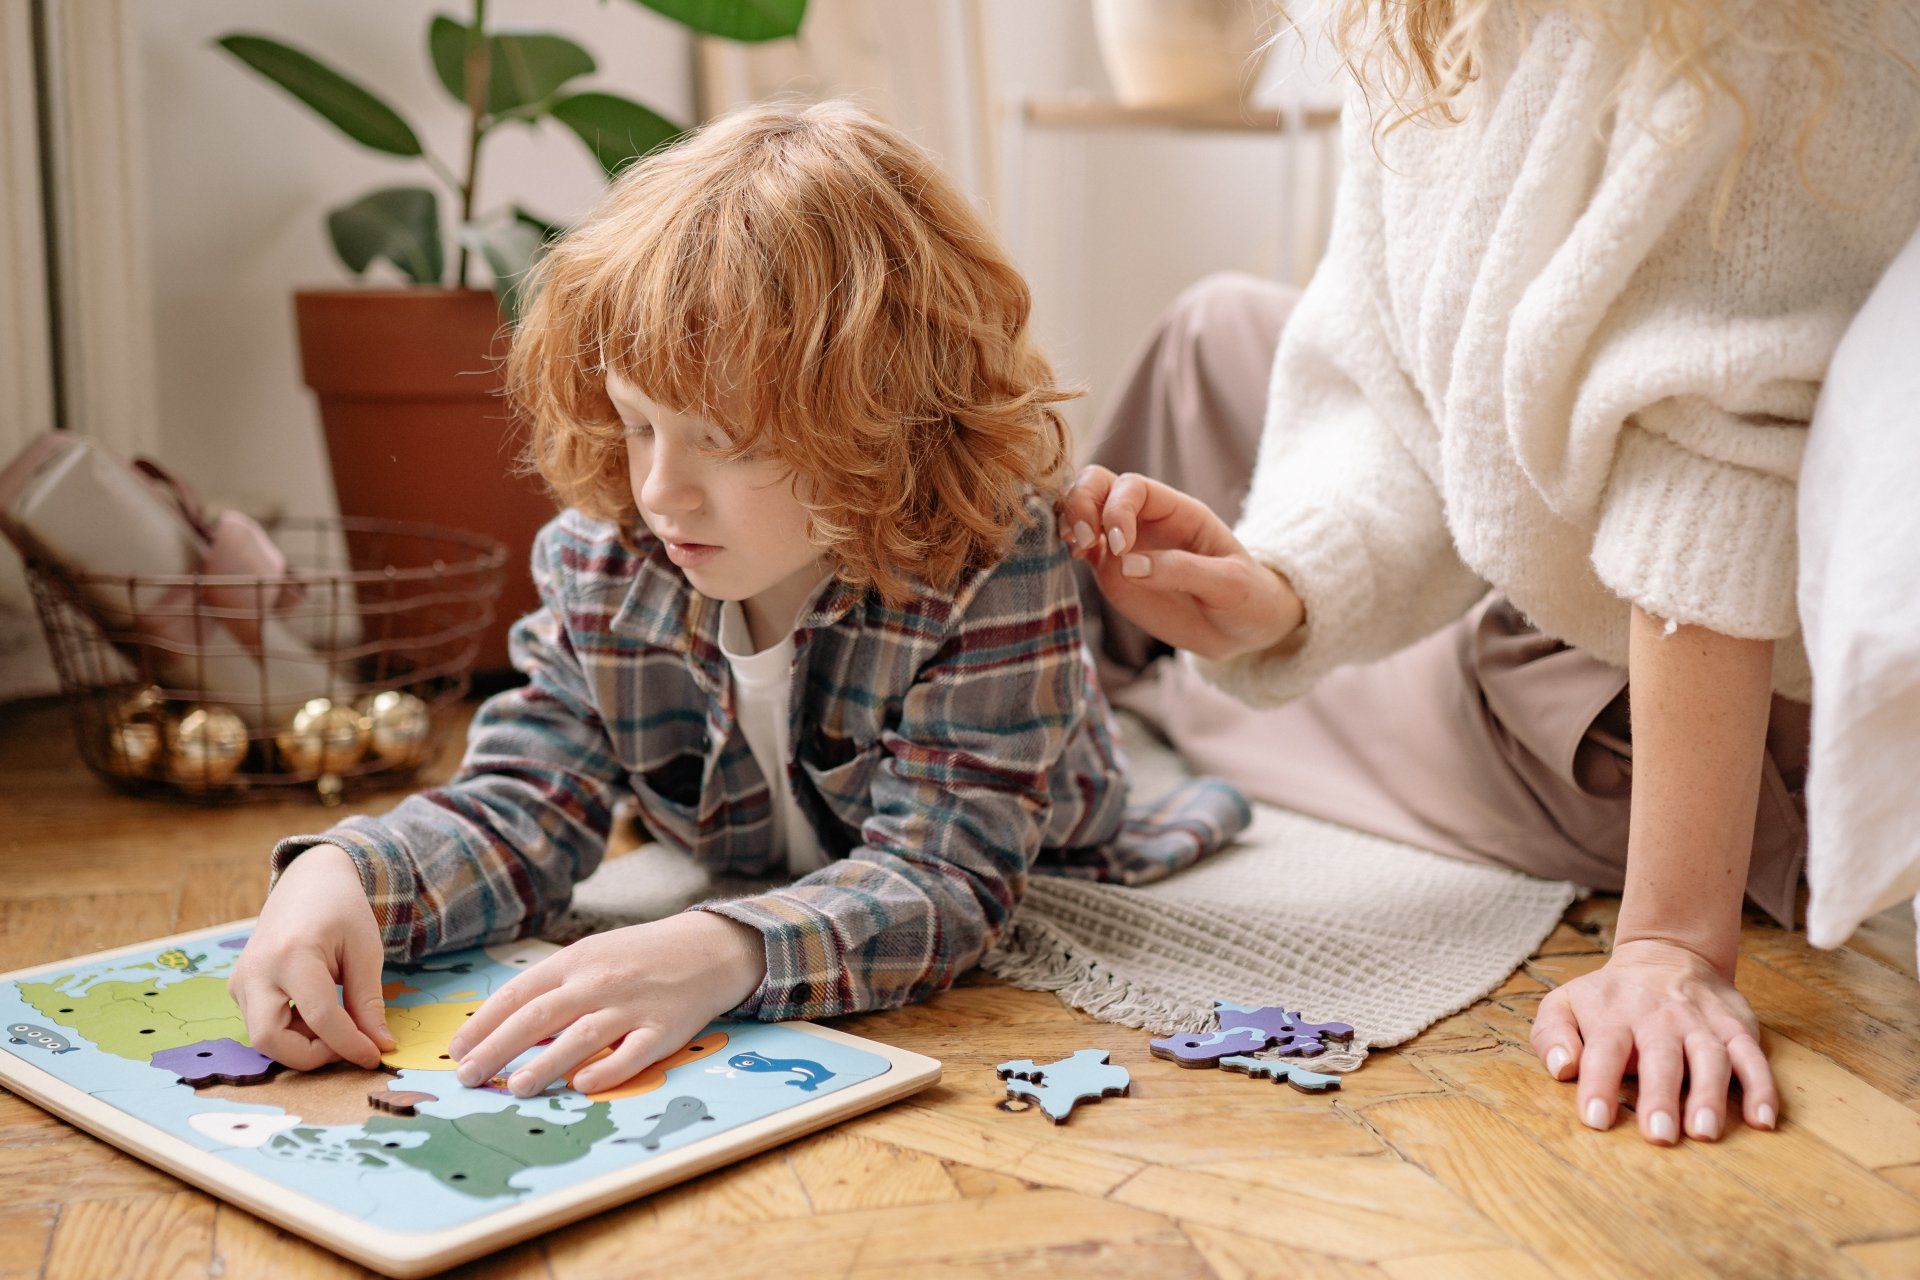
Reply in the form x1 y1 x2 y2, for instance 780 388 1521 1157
1530 938 1779 1144
1057 465 1305 662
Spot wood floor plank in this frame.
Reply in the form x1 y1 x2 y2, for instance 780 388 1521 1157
1764 1031 1920 1170
1365 1094 1719 1280
1846 906 1918 982
1743 924 1920 1041
549 1188 1180 1279
0 1205 53 1280
1420 1046 1879 1276
209 1205 374 1279
1841 1237 1920 1280
785 1130 964 1213
1378 1248 1559 1280
42 1191 213 1280
1108 1161 1507 1262
1181 1222 1386 1279
846 1103 1142 1197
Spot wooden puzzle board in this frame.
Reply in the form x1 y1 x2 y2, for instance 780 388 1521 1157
0 920 941 1276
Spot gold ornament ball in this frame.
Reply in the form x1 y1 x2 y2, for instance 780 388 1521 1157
276 698 369 774
361 690 432 765
102 686 167 777
164 706 249 787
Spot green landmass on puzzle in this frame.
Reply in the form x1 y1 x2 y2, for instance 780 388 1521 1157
17 975 249 1058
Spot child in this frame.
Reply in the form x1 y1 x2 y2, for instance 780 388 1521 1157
231 101 1248 1098
1057 0 1919 1148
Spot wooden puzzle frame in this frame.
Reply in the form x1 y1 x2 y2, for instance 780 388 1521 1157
0 920 943 1277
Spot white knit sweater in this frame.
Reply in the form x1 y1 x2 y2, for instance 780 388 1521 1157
1203 3 1920 705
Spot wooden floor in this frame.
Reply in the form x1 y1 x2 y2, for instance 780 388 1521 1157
1 695 1917 1279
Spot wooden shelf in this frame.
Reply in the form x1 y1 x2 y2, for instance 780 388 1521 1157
1019 96 1340 135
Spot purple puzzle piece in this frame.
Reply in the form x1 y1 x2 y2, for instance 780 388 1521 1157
1212 1001 1356 1058
150 1036 281 1086
1148 1026 1270 1068
1269 1013 1357 1058
1212 1001 1296 1042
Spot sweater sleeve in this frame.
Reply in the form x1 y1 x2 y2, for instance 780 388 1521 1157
1195 106 1488 708
1542 14 1920 646
269 516 623 959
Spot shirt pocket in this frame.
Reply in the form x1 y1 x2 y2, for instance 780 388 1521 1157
797 726 885 851
628 747 706 850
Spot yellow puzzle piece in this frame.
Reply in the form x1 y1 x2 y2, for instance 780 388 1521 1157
379 998 487 1071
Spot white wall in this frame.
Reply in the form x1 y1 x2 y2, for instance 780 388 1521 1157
135 0 696 521
977 1 1346 444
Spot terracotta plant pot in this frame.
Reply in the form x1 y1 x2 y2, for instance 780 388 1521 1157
1093 0 1277 108
294 288 553 676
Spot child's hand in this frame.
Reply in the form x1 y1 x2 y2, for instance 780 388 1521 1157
1530 939 1780 1145
229 844 397 1071
1057 465 1304 662
448 912 767 1098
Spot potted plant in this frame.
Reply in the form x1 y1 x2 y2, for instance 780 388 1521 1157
218 1 807 675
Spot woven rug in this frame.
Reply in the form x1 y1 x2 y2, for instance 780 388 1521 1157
558 713 1579 1065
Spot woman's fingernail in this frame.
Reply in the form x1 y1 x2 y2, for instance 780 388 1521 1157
1546 1047 1569 1078
1648 1111 1676 1143
1689 1108 1719 1140
1756 1103 1776 1130
1107 526 1125 554
1073 521 1095 550
1583 1098 1609 1130
510 1071 534 1096
456 1064 479 1087
1121 554 1151 579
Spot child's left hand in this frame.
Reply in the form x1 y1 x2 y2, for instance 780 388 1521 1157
448 912 767 1097
1529 938 1779 1145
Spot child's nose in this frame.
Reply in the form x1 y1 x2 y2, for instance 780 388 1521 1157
639 454 703 516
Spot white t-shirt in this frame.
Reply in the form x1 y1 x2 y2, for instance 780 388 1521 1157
718 601 829 875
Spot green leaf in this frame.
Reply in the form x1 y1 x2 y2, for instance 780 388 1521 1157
460 215 549 323
216 34 423 156
428 16 595 117
327 187 445 285
624 0 806 43
550 92 684 178
512 205 568 246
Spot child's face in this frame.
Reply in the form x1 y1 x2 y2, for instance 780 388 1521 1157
608 372 827 616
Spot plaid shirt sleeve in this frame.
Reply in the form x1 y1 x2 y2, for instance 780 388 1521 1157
269 518 622 960
696 529 1092 1021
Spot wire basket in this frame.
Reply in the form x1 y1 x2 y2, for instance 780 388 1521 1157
24 515 506 804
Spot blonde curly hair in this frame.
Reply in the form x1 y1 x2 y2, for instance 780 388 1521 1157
509 99 1077 606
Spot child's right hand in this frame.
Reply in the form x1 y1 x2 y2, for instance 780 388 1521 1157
1057 465 1305 661
229 844 396 1071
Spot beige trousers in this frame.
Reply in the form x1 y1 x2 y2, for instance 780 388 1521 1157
1079 273 1807 928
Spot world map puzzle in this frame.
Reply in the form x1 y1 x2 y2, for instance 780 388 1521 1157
0 925 895 1236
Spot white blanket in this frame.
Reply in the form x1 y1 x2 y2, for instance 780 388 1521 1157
1799 224 1920 967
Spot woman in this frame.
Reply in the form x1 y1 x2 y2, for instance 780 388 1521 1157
1060 0 1919 1146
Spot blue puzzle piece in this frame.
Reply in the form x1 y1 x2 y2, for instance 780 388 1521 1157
995 1049 1130 1124
1218 1055 1343 1092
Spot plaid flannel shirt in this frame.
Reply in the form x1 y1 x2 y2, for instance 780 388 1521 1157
272 498 1250 1021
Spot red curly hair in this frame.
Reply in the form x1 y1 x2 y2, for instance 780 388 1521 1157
508 99 1078 606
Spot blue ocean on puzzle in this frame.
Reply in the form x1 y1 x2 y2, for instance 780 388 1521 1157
0 928 892 1234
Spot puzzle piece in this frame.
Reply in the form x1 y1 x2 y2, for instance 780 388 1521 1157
996 1049 1130 1124
150 1036 280 1086
1218 1055 1343 1093
379 998 486 1071
349 1101 615 1198
611 1096 715 1150
568 1030 729 1102
1208 1000 1358 1057
187 1109 305 1148
1147 1026 1270 1067
724 1051 834 1091
368 1088 437 1116
1266 1014 1357 1058
17 976 247 1060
